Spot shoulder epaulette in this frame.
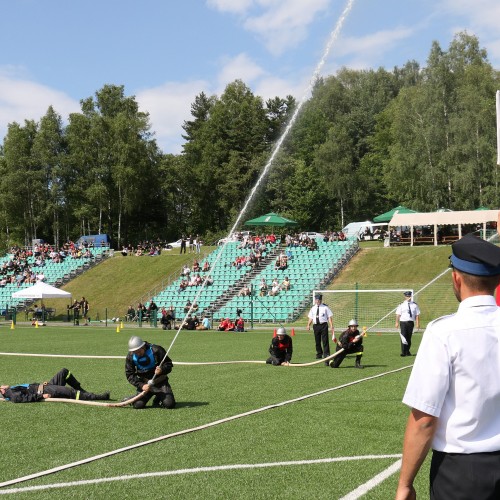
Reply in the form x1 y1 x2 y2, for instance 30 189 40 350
427 313 455 328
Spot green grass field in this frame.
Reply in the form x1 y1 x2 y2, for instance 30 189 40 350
0 243 459 498
0 324 432 499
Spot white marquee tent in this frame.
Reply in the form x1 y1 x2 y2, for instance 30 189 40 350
12 281 72 300
389 209 499 246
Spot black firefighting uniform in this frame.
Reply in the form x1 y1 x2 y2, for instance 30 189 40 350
2 368 106 403
125 342 175 408
266 334 293 365
331 328 364 368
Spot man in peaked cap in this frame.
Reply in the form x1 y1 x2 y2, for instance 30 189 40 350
449 232 500 276
395 291 420 357
306 293 335 366
396 233 500 500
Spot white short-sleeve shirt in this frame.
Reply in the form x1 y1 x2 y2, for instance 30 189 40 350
308 303 333 324
402 295 500 453
396 300 420 322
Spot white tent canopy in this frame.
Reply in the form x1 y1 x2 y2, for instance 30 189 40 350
12 281 72 299
389 209 499 246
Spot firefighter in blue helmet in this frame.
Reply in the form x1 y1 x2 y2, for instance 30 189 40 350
125 336 175 409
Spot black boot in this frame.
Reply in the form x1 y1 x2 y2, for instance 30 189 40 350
355 356 364 369
80 391 110 401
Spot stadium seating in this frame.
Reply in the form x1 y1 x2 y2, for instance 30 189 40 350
150 241 279 319
151 238 358 324
217 239 357 322
0 246 109 312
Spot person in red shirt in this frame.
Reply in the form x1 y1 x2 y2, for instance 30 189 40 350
330 319 364 369
235 316 245 332
266 327 293 366
224 318 235 331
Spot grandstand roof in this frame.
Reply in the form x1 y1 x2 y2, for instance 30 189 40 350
390 209 499 227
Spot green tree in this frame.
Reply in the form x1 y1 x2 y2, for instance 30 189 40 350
182 80 269 233
66 85 160 246
32 106 67 246
2 120 44 245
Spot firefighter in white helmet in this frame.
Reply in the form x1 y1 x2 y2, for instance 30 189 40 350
266 327 293 366
330 319 364 369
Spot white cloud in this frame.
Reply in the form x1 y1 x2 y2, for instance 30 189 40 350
336 27 416 60
135 51 310 154
216 53 266 88
0 71 79 141
136 80 210 154
244 0 331 55
253 74 307 102
440 0 500 66
206 0 253 14
215 52 308 102
441 0 500 32
486 38 500 64
207 0 331 55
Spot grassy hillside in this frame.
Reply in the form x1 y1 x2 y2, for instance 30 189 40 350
334 242 451 285
39 241 457 326
317 242 457 327
42 250 212 321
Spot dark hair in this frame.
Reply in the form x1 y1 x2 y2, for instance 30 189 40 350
456 269 500 294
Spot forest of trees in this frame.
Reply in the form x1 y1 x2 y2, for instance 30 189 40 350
0 32 499 250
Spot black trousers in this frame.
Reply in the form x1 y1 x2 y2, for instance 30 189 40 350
332 344 363 368
133 375 175 409
266 354 286 365
400 321 414 355
313 323 330 359
43 368 82 399
430 450 500 499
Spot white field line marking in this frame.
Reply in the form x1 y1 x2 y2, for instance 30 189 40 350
0 352 123 359
0 365 411 489
0 455 402 495
339 459 402 500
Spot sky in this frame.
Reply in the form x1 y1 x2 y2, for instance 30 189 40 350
1 0 499 154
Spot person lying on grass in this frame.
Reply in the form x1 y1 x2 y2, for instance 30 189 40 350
0 368 110 403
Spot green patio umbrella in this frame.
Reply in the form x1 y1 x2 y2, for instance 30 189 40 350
474 206 490 210
244 212 298 228
373 205 417 223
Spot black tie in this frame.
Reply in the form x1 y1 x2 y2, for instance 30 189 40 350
316 306 320 324
408 302 412 319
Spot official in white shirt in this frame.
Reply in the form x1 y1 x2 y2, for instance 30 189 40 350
395 291 420 356
306 293 334 366
396 233 500 500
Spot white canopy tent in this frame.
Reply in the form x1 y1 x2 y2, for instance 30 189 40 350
389 209 499 246
12 281 72 300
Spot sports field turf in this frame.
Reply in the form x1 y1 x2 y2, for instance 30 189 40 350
0 324 430 499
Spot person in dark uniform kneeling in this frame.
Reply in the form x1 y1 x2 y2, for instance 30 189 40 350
125 336 175 409
266 327 293 366
330 319 364 369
